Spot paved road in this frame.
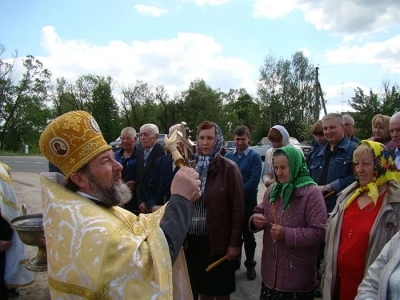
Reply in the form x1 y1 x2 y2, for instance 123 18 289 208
0 156 48 173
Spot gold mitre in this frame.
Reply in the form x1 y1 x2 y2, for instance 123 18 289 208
39 110 111 179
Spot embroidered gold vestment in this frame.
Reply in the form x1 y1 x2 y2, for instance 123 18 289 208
41 173 190 299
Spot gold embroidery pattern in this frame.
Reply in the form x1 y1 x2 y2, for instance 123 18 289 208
0 192 18 211
63 115 81 132
42 175 173 299
0 162 11 177
0 171 12 185
39 111 111 179
78 140 102 158
49 277 100 299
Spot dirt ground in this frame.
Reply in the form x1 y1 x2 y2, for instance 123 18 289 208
10 172 50 300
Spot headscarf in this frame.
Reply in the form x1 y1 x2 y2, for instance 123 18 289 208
189 122 223 235
269 146 316 211
195 122 223 195
344 140 400 210
270 125 291 147
266 125 294 175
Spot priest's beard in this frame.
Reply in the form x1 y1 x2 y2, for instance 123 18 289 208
87 171 132 207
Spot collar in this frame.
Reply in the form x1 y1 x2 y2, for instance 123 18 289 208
118 148 136 158
77 191 99 201
77 191 109 207
234 146 250 156
322 136 350 154
144 146 154 153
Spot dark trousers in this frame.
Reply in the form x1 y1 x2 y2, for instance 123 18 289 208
0 251 8 300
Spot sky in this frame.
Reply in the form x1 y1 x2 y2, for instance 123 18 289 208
1 0 399 117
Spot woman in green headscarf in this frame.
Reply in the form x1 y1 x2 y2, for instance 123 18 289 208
250 146 327 299
322 140 400 300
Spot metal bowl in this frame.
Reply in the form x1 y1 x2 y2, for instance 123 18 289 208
10 214 47 272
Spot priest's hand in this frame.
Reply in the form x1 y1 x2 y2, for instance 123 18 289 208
171 167 201 202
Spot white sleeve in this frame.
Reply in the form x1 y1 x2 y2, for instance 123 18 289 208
355 232 400 300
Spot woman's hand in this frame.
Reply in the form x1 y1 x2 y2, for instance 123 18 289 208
226 246 240 261
0 240 11 252
264 179 275 188
252 213 268 229
270 225 285 241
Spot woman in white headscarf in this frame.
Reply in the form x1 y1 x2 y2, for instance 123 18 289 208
261 125 302 188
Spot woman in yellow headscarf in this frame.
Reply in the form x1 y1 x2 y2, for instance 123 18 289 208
322 140 400 300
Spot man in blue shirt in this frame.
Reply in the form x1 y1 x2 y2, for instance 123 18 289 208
225 125 262 280
114 127 138 213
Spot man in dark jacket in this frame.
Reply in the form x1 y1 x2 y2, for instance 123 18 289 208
144 124 191 212
136 124 165 214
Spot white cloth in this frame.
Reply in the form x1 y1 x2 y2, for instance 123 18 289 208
0 162 34 286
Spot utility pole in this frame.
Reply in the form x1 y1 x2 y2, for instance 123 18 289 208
314 67 320 120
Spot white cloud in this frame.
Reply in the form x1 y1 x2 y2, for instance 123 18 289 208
322 81 368 116
182 0 231 6
299 47 310 57
252 0 298 19
252 0 400 36
325 34 400 73
34 26 255 94
133 5 167 17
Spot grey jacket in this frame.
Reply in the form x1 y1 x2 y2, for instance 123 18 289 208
355 231 400 300
322 180 400 300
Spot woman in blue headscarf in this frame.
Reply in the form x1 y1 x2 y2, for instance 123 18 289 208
185 121 245 300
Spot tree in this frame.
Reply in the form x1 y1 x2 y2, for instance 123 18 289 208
119 81 159 130
0 50 52 152
179 79 229 137
257 51 316 141
89 76 120 143
348 83 400 139
51 77 81 117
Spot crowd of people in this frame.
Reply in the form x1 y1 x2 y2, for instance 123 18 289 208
1 110 400 299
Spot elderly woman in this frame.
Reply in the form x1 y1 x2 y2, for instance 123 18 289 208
322 140 400 300
261 125 302 188
250 146 327 299
370 114 396 153
185 121 244 300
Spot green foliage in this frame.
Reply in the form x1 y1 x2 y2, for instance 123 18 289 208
349 84 399 139
89 76 121 143
256 51 316 142
0 50 52 152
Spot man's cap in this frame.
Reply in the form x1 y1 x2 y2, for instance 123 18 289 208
39 110 111 179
